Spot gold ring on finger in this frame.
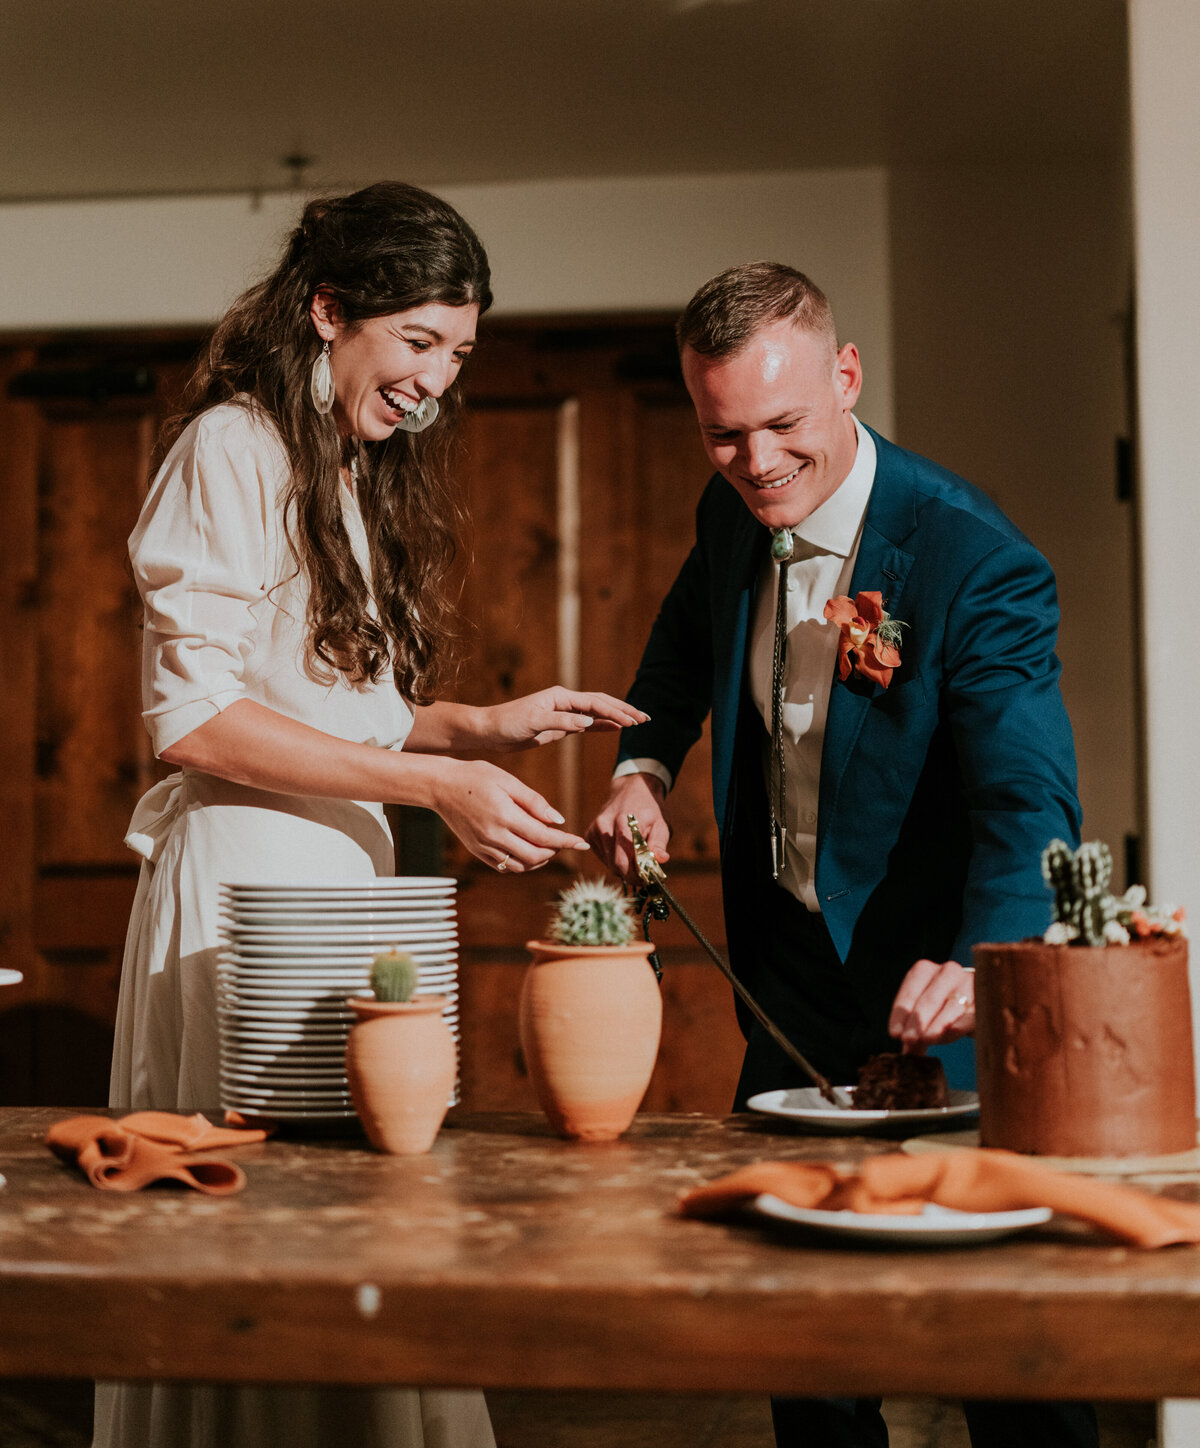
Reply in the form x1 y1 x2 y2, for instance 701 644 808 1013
496 853 511 873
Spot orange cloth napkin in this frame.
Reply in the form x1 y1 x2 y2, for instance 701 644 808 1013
678 1148 1200 1248
45 1111 272 1195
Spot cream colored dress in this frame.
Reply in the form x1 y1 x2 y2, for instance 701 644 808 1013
98 401 494 1448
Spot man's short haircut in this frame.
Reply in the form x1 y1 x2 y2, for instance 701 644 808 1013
676 262 837 361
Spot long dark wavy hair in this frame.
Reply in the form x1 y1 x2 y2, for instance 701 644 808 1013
159 181 492 702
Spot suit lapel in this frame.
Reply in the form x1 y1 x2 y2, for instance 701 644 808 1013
712 501 766 842
817 431 918 855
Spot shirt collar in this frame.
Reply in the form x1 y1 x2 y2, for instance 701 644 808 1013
793 416 876 557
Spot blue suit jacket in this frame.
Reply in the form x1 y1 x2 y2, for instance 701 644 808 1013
617 427 1081 1042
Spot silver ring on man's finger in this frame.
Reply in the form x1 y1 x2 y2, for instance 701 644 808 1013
496 853 511 873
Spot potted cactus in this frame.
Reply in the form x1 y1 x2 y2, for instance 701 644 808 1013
345 949 456 1154
520 879 662 1142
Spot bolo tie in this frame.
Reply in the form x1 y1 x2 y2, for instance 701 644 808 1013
768 524 796 880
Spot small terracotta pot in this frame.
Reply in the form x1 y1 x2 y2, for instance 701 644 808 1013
345 996 456 1154
519 940 662 1143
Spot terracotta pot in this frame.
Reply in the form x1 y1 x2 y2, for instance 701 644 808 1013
345 996 456 1154
519 940 662 1142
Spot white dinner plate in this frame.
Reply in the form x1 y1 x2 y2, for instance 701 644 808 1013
224 917 453 935
746 1087 980 1134
750 1194 1053 1245
220 902 456 915
226 934 457 955
218 987 456 1004
218 960 458 976
224 1053 347 1069
219 1006 354 1022
217 978 457 997
215 967 454 978
219 1101 359 1121
221 877 455 891
221 901 455 916
220 950 458 967
221 1083 354 1102
222 1064 348 1083
220 1017 349 1033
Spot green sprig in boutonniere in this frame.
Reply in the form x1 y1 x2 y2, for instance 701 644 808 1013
823 591 907 689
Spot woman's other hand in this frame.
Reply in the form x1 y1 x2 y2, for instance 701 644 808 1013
481 688 649 751
430 758 592 872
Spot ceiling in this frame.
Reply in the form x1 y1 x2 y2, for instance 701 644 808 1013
0 0 1128 202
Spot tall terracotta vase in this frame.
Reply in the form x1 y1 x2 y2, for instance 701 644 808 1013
345 996 456 1154
519 940 662 1143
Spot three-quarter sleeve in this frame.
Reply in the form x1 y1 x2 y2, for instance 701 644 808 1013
130 406 282 756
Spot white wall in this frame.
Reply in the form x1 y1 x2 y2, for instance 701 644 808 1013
0 168 894 434
1129 0 1200 913
1128 1 1200 1436
888 162 1136 874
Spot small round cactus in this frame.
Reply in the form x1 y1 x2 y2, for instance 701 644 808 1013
370 948 419 1003
549 878 636 947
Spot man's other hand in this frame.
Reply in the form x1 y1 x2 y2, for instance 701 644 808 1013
585 772 671 887
888 958 975 1049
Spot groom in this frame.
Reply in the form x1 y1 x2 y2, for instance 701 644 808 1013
586 263 1096 1448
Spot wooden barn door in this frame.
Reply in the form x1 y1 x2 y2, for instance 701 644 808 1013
0 340 196 1104
452 322 745 1113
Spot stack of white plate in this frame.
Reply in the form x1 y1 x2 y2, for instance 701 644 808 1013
216 878 458 1124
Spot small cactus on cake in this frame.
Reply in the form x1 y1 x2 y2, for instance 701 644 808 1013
1074 840 1116 946
549 878 636 947
1041 838 1076 927
370 948 419 1003
1041 840 1186 946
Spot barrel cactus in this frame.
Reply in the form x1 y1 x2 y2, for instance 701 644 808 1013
370 948 419 1003
549 878 636 947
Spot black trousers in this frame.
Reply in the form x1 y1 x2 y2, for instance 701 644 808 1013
729 883 1099 1448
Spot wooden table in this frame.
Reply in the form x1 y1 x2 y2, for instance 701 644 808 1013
3 1107 1200 1400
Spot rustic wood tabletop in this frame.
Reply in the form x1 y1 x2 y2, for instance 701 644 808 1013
2 1107 1200 1399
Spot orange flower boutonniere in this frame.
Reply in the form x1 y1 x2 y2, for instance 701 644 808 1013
823 591 907 689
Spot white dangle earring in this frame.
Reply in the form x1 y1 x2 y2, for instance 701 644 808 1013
394 396 439 433
309 340 335 415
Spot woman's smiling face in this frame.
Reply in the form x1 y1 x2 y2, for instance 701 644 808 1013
310 292 479 443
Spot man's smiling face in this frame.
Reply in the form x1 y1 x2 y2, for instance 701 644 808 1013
682 318 863 530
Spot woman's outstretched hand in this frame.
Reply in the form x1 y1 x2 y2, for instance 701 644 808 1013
482 688 648 752
430 758 592 872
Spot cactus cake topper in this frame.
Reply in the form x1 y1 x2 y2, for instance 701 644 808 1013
549 878 636 948
1041 839 1185 946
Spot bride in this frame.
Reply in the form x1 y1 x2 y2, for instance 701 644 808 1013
100 180 645 1448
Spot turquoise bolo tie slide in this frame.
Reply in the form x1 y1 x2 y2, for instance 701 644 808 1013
770 526 795 562
626 814 853 1109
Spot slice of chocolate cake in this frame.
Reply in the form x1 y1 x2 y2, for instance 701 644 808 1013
853 1052 949 1110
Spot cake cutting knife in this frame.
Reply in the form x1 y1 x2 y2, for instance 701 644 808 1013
626 814 855 1110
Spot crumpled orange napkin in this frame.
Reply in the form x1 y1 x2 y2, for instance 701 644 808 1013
45 1111 273 1195
678 1148 1200 1248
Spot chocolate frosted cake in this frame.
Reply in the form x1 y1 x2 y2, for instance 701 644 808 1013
853 1052 949 1110
974 840 1196 1159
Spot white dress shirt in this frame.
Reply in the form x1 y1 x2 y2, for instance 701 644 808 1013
617 416 877 912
